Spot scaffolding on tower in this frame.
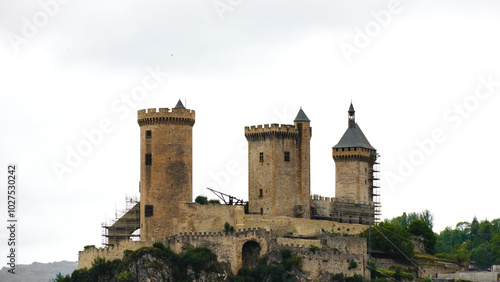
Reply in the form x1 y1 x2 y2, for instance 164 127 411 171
101 196 140 247
310 153 381 225
370 153 381 223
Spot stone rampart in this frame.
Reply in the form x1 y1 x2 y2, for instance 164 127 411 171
137 107 195 126
244 124 299 140
79 228 270 274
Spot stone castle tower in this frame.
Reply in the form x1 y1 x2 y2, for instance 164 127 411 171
331 103 378 224
137 100 195 241
245 109 311 218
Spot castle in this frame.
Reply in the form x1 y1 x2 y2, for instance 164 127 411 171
79 100 380 277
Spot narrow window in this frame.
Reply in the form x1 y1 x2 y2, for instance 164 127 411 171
145 153 152 166
259 189 263 197
145 205 153 217
359 217 363 224
146 130 152 139
259 152 264 162
260 208 263 215
284 151 290 162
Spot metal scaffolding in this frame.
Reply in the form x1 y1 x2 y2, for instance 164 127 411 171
370 154 381 223
102 196 140 247
311 154 381 225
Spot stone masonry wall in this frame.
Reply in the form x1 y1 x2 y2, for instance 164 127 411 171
138 107 195 241
332 148 374 203
79 228 270 275
241 213 367 236
79 226 370 279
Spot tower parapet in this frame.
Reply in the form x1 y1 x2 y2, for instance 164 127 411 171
138 108 195 126
332 147 376 162
244 124 299 141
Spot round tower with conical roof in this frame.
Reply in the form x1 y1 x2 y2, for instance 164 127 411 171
137 100 195 240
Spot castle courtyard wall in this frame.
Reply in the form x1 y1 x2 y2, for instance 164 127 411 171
155 202 369 238
241 213 367 236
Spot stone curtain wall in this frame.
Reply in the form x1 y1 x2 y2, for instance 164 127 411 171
79 228 370 279
78 241 152 269
79 228 269 274
241 213 367 236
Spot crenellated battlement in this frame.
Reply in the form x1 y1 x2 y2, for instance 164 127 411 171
244 123 299 140
152 227 269 244
332 148 375 162
78 228 270 270
138 107 195 126
310 194 375 206
311 194 335 202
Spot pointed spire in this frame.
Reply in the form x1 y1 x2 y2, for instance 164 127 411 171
294 107 310 122
348 102 355 116
333 101 376 150
174 99 186 109
348 102 355 128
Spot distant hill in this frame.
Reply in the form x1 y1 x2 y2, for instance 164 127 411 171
0 261 77 282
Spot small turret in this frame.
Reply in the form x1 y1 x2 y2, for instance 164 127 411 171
294 107 310 122
348 102 355 128
174 99 186 109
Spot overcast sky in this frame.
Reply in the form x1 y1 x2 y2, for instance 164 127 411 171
1 0 500 264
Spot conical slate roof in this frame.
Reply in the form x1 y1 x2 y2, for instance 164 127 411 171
333 103 375 150
294 108 310 122
174 99 186 109
348 102 355 114
333 123 375 150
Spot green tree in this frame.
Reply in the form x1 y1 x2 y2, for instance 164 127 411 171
53 273 71 282
388 210 434 229
452 242 470 264
394 266 402 282
471 217 480 238
360 222 414 260
368 260 378 280
194 195 208 205
491 234 500 263
390 212 409 227
491 219 500 234
436 222 470 255
419 209 434 230
408 219 437 254
456 221 470 232
473 241 494 268
478 220 493 242
182 246 219 274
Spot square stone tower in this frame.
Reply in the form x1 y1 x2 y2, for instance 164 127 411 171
245 109 311 218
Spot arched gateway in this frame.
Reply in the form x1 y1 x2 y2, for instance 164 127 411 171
242 241 261 269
